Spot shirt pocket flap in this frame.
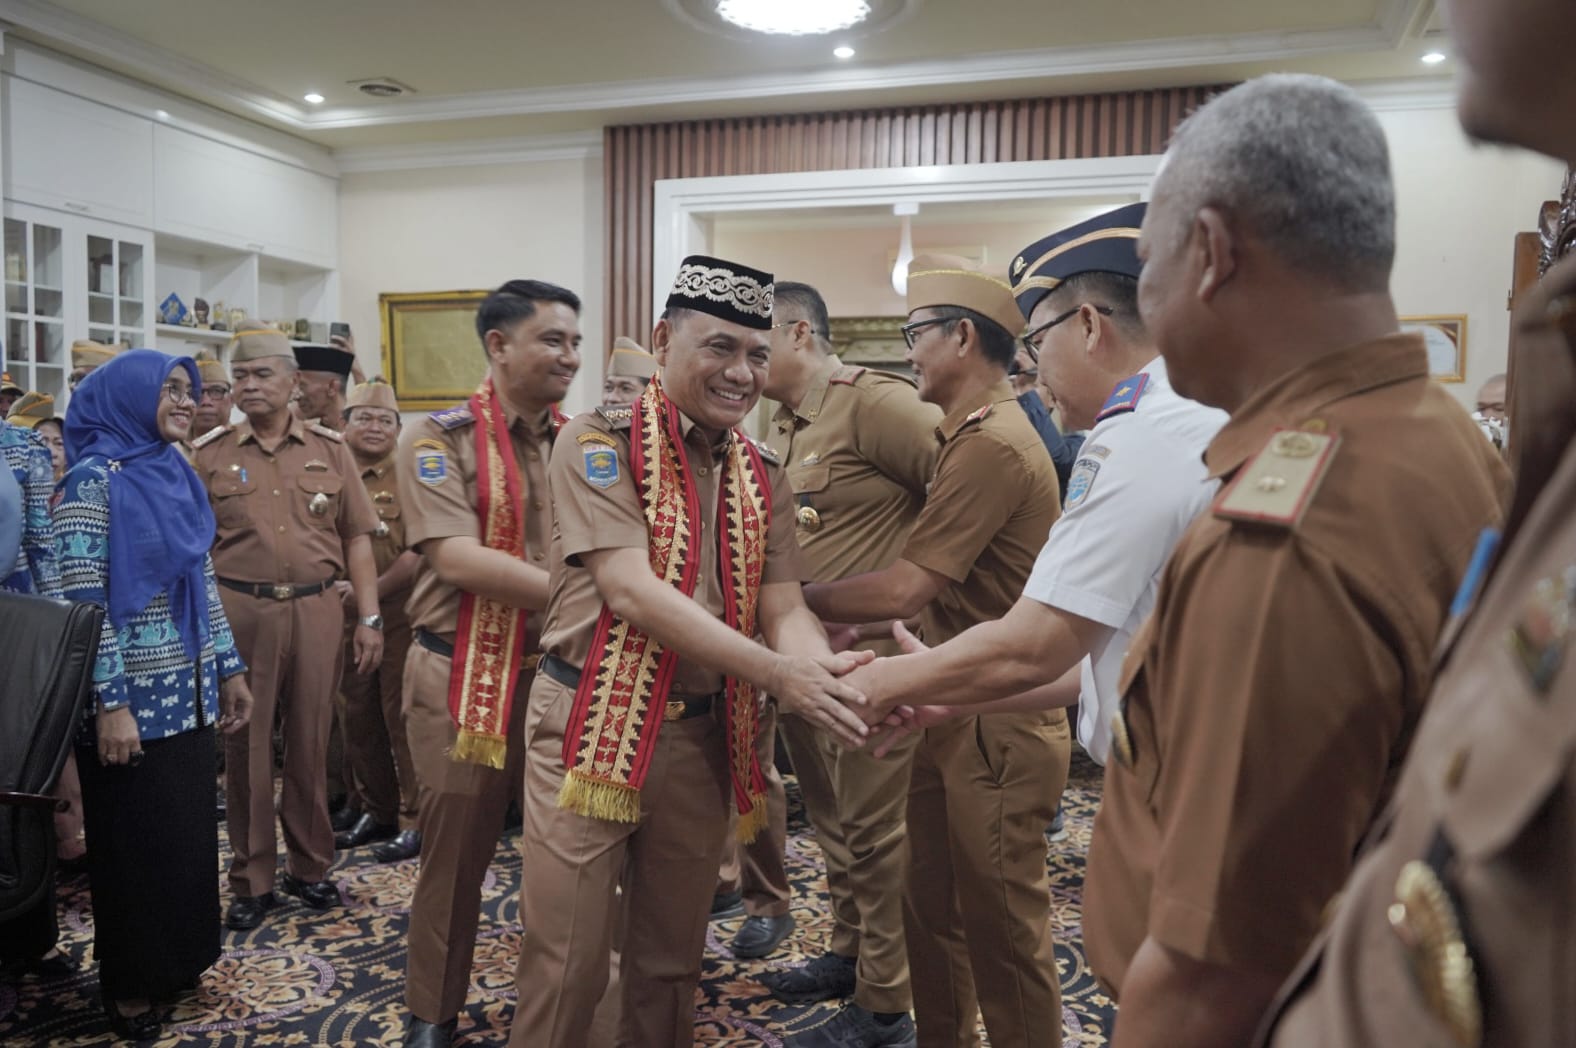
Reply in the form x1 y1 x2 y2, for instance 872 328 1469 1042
791 464 831 494
1437 695 1573 860
209 474 255 497
297 474 344 497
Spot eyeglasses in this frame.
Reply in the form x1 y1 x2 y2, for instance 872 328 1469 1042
900 316 951 350
160 381 195 405
1021 304 1113 355
772 319 829 339
200 385 231 401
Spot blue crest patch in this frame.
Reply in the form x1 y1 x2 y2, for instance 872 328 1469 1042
1064 456 1102 510
583 446 619 489
416 449 448 486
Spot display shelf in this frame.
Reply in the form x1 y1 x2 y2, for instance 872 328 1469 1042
155 323 231 343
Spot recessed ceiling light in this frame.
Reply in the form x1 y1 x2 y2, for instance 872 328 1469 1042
1421 51 1447 64
717 0 871 35
304 92 326 104
834 45 856 59
153 109 170 121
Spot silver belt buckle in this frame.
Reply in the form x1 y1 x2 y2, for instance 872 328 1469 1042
271 584 293 601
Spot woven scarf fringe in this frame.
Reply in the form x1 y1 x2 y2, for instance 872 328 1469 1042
451 730 508 771
734 790 768 844
558 771 642 824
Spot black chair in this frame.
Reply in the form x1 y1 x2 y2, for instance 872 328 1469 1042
0 591 103 923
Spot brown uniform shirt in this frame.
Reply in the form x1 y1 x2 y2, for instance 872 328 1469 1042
767 355 941 587
195 416 378 584
1085 334 1510 992
1259 259 1576 1048
357 454 412 620
538 407 806 697
396 402 555 642
901 380 1061 645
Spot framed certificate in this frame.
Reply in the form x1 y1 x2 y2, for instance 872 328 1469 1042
1399 315 1468 383
379 290 489 410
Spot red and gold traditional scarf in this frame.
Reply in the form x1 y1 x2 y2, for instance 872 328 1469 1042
558 377 773 841
446 377 545 768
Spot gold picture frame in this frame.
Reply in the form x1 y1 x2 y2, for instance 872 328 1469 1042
379 290 489 410
828 316 912 375
1399 314 1468 383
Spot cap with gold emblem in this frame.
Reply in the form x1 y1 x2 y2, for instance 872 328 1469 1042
228 329 295 362
609 338 659 381
345 375 400 415
5 391 58 429
1008 202 1147 322
906 254 1023 336
293 342 356 377
0 372 22 396
70 340 122 371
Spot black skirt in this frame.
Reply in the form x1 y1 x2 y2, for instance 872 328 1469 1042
77 726 221 999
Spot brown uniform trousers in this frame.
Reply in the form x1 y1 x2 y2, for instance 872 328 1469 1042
716 701 792 918
394 401 556 1024
899 383 1066 1047
195 416 378 896
335 457 417 829
765 357 941 1013
510 406 804 1048
1085 335 1510 999
1258 259 1576 1048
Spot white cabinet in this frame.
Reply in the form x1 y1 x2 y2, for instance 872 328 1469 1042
153 125 337 269
4 78 155 228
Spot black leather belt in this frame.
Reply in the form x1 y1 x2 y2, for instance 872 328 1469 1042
218 577 331 601
417 629 540 672
540 654 717 721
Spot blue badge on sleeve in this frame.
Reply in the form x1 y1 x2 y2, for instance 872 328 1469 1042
416 448 448 486
1064 456 1103 510
583 446 619 489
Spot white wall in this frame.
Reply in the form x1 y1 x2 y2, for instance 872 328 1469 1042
337 156 605 415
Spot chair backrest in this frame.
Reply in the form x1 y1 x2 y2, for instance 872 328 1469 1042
0 592 102 923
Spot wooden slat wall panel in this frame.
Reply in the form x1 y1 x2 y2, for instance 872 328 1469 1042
605 86 1223 343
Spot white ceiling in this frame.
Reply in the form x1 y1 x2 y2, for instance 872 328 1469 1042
0 0 1456 149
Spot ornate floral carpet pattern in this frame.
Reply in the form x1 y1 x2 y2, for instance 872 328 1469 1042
1 754 1114 1046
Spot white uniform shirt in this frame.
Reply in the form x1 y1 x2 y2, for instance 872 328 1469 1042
1022 356 1227 763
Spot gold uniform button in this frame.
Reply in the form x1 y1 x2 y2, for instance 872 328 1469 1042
1109 710 1134 769
1389 860 1481 1048
697 466 709 476
277 525 286 533
533 552 544 562
272 489 281 496
796 505 822 532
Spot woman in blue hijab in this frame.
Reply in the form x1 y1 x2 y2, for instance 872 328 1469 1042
55 349 254 1041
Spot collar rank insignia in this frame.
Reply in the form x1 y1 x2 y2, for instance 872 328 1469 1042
963 402 994 425
429 405 475 430
593 404 635 430
829 365 866 386
1095 373 1150 423
1214 428 1340 529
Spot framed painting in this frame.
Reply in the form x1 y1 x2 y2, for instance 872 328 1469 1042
379 290 489 410
1399 314 1468 383
828 316 912 376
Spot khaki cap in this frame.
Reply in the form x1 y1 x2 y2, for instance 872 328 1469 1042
71 340 121 370
228 329 295 362
5 391 57 428
0 372 22 396
194 354 229 387
609 338 658 381
345 376 399 414
906 254 1024 336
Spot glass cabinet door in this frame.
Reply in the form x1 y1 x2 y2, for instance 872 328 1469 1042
85 233 146 348
3 215 67 403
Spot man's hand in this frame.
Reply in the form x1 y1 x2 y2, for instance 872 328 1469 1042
333 579 355 608
870 703 958 757
892 619 928 654
821 621 861 653
96 706 141 766
219 675 254 735
768 651 874 748
353 624 383 673
331 333 366 385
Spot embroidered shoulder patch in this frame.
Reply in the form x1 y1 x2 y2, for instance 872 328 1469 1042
1214 429 1340 529
594 404 635 430
828 365 867 386
1063 451 1106 510
429 404 474 430
413 437 448 487
577 431 616 447
308 421 344 442
191 425 231 449
1095 373 1150 422
582 444 620 488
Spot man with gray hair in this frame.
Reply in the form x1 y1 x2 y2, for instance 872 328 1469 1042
1082 74 1508 1046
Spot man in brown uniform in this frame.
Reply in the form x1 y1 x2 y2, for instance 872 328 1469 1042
1079 75 1510 1048
192 329 384 930
602 336 658 406
1258 3 1576 1045
803 257 1065 1048
332 378 421 859
507 255 872 1048
394 280 582 1048
747 280 941 1038
67 339 120 391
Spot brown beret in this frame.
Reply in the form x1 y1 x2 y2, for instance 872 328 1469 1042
70 340 121 371
228 329 295 363
5 391 57 428
906 254 1024 336
345 377 399 414
609 339 658 381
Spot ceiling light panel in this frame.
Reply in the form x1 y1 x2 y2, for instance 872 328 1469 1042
717 0 871 35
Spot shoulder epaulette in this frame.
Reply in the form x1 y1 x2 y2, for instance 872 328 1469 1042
191 425 232 449
745 435 781 466
429 404 475 430
308 421 344 443
1213 428 1341 530
828 365 867 386
1095 373 1150 423
962 402 994 426
594 404 635 430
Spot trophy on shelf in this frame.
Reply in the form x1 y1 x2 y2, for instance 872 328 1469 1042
159 292 190 326
294 317 311 340
194 298 211 330
228 307 247 332
210 300 227 332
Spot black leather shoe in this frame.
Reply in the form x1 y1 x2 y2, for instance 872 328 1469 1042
335 813 398 849
731 913 796 959
101 986 162 1043
330 803 362 834
225 893 277 931
710 890 744 919
280 874 342 910
759 951 858 1004
404 1016 457 1048
372 829 422 864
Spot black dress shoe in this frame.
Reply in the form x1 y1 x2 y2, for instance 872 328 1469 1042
405 1015 457 1048
101 986 161 1043
710 890 745 919
758 951 858 1004
280 874 342 910
330 803 362 833
225 893 277 931
372 829 421 864
335 813 398 849
731 913 796 959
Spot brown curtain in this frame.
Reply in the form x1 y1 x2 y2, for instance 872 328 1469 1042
604 85 1225 344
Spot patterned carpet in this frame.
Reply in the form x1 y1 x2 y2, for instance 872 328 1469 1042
0 753 1115 1046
